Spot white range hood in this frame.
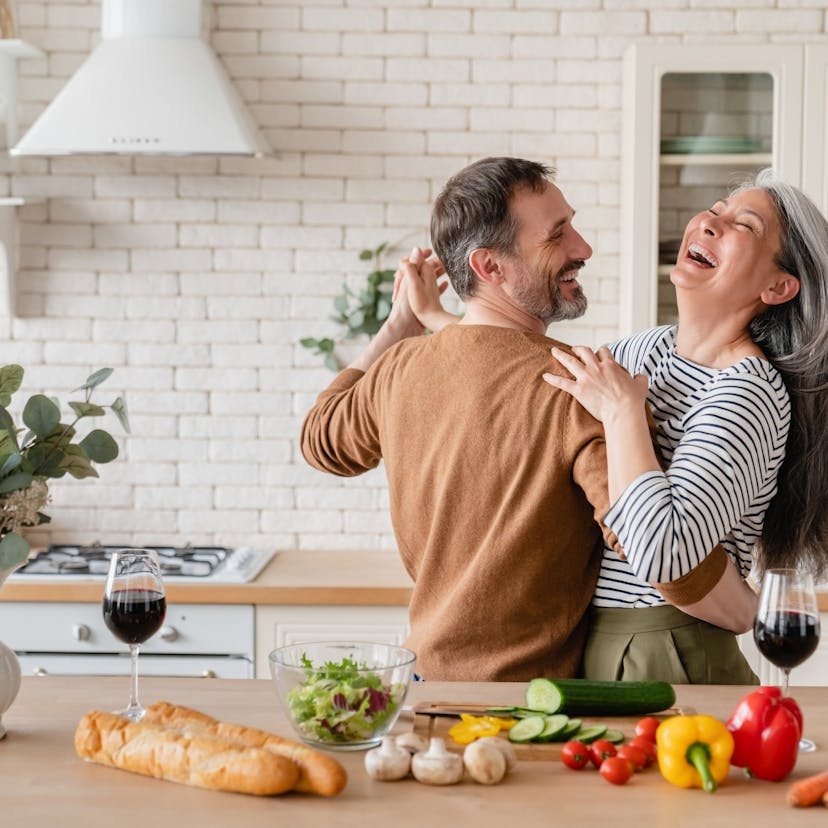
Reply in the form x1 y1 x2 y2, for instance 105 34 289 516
11 0 270 157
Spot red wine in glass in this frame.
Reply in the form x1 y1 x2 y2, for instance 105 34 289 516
102 549 166 721
753 568 821 752
102 589 166 645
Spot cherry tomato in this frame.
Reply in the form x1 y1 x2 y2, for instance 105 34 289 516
599 755 634 785
634 716 661 743
561 740 590 770
616 744 648 772
589 739 617 768
629 735 657 766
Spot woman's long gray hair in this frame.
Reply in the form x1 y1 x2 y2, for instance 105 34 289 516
734 169 828 576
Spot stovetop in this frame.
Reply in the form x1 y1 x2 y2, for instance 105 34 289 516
9 544 277 584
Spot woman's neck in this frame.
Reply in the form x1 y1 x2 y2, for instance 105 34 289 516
460 281 546 334
674 296 765 367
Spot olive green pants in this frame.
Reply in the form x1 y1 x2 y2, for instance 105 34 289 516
584 604 758 685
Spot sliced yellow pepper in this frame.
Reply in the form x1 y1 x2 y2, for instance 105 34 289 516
656 714 734 793
448 714 516 745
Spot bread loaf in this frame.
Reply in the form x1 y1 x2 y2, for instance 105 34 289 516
75 710 300 796
143 700 347 797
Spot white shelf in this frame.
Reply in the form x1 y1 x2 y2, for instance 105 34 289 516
0 197 42 316
660 152 773 167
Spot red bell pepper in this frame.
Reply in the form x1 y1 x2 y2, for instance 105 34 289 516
726 686 802 782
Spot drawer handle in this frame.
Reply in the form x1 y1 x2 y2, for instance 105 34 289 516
33 667 49 676
159 626 179 642
72 623 91 642
201 670 217 679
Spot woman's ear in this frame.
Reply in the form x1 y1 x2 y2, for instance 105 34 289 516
468 248 505 285
761 274 800 306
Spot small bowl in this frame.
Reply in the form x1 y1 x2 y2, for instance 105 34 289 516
268 641 416 751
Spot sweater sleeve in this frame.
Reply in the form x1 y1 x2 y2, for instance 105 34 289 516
603 372 789 583
300 367 383 477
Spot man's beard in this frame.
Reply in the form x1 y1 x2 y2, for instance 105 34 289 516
512 260 588 324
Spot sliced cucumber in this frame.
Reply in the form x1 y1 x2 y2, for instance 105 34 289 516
560 718 583 739
537 714 570 742
507 715 546 743
525 678 562 713
574 724 608 744
485 706 517 715
603 729 626 745
513 706 545 718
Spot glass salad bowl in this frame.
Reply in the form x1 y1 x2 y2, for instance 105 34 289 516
268 641 416 750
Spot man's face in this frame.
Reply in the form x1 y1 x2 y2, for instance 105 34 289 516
501 182 592 324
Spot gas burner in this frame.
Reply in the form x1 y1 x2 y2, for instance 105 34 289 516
10 543 277 584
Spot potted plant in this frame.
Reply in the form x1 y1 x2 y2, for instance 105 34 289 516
0 364 129 581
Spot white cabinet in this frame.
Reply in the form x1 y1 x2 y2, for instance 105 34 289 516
738 612 828 687
621 43 826 333
254 605 409 679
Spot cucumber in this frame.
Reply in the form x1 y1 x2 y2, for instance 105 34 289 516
507 715 546 743
525 677 676 716
537 714 570 742
485 706 518 715
561 718 582 738
573 724 607 744
603 729 626 745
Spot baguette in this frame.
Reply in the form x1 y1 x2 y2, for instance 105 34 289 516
143 700 347 797
75 710 299 796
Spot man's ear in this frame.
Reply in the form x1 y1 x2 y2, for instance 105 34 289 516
469 248 505 285
761 273 800 306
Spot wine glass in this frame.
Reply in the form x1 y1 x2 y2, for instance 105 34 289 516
753 568 821 752
102 549 166 721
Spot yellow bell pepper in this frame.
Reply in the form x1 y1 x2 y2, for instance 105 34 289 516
656 714 734 793
448 714 516 745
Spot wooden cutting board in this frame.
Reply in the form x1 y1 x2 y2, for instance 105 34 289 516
412 702 691 761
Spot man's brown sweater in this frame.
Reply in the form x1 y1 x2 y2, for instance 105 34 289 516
301 324 619 681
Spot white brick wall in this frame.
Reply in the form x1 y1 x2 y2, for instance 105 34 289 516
6 0 828 554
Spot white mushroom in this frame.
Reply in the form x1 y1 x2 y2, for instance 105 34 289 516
364 735 412 781
474 736 517 773
411 737 464 785
395 732 429 755
463 739 507 785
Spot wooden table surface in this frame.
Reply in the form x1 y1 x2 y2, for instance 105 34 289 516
3 676 828 827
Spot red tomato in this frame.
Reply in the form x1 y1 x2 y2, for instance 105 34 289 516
634 716 661 743
599 755 634 785
589 739 617 768
629 736 657 766
616 744 648 772
560 740 590 770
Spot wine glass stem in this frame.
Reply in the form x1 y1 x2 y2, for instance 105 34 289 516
128 644 141 712
782 668 791 697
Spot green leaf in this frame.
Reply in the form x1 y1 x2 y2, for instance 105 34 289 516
376 297 392 320
0 429 16 456
300 337 320 349
0 532 30 570
74 367 113 392
348 309 365 330
79 429 119 463
0 450 22 478
316 338 334 353
0 365 23 399
358 249 374 261
0 408 16 446
110 397 130 434
59 445 99 479
22 395 61 439
69 402 106 418
0 470 34 494
333 295 348 314
324 352 340 372
374 242 387 257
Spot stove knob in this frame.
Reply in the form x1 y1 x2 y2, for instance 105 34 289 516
159 626 179 642
201 670 217 679
72 623 91 642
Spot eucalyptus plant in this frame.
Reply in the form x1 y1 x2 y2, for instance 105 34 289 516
0 365 130 571
301 243 396 371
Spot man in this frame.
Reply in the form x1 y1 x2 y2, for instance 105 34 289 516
301 157 616 681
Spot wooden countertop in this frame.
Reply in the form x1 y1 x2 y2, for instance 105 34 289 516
3 677 828 827
0 549 415 606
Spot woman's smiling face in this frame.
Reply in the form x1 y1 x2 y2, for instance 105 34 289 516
671 188 793 311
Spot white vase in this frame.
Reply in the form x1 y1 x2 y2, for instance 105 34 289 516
0 563 22 739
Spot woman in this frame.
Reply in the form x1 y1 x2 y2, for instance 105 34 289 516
542 169 828 683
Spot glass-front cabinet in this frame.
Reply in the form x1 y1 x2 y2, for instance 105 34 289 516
620 43 826 333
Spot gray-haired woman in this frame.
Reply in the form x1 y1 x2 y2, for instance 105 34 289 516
544 169 828 683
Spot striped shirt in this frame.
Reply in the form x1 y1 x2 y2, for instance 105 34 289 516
592 325 790 608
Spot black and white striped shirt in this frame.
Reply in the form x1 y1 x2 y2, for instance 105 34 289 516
592 325 790 608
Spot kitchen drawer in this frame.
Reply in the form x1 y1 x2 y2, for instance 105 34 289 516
0 602 254 656
17 653 253 678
